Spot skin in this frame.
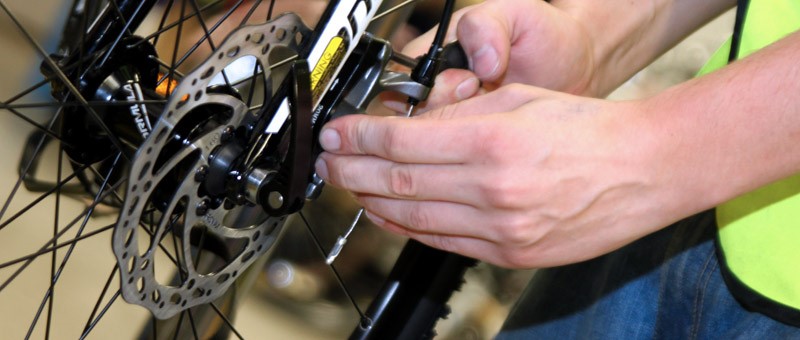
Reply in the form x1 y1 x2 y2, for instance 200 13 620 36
314 0 800 268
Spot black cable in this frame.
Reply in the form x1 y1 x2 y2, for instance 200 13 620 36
407 0 457 105
729 0 751 63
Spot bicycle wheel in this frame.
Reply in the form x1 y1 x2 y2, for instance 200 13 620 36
0 0 467 338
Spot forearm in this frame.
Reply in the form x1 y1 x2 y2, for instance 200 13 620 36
552 0 735 96
639 30 800 216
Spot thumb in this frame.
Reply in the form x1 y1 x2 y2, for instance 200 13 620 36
456 3 513 82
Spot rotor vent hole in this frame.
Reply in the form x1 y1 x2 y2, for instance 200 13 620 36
276 28 286 41
201 67 215 80
252 33 265 43
127 196 139 215
176 94 190 109
170 293 182 305
227 46 240 58
242 250 254 262
139 162 151 180
154 127 168 143
124 229 135 247
128 256 136 274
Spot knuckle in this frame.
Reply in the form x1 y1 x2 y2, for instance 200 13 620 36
388 164 416 197
406 206 432 232
474 126 509 162
353 118 372 154
381 125 407 159
496 215 532 245
482 176 521 209
427 235 456 253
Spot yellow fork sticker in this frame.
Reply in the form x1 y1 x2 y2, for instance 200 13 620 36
310 35 347 102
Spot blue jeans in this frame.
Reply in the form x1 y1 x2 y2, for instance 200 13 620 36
498 211 800 339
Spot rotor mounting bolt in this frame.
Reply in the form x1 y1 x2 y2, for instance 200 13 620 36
220 126 235 143
268 191 284 210
224 199 235 210
194 166 208 182
196 200 210 216
235 194 247 205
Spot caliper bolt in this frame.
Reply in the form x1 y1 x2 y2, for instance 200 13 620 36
196 200 210 216
268 191 284 210
194 166 208 182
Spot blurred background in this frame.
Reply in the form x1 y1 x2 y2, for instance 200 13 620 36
0 1 733 338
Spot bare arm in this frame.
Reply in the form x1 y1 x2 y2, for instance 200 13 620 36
317 23 800 268
408 0 736 101
559 0 737 96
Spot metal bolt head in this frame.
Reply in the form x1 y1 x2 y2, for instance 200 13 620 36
220 126 235 143
268 191 284 210
235 194 247 205
194 166 208 182
196 200 210 216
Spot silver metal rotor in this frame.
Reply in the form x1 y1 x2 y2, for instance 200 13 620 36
113 13 311 319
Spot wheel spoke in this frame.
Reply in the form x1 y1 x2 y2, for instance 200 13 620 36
298 210 368 324
0 0 131 162
0 109 62 223
45 142 65 340
0 223 116 270
93 1 148 70
209 302 245 340
371 0 421 22
155 0 250 88
79 290 121 340
82 265 120 335
0 172 125 291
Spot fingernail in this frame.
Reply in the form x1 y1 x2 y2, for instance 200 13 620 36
314 158 329 180
455 77 480 100
319 128 341 151
365 210 386 226
472 45 499 79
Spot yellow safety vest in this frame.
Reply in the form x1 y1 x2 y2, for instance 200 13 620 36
698 0 800 326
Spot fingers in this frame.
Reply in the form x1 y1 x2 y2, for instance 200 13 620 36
319 113 484 163
367 207 523 268
357 195 497 243
323 84 542 162
317 153 485 203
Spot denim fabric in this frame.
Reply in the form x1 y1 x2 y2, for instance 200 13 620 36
498 211 800 339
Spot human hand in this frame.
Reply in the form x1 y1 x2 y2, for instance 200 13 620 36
386 0 598 113
316 84 686 268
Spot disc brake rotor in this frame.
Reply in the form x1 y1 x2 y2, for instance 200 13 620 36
113 13 311 319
